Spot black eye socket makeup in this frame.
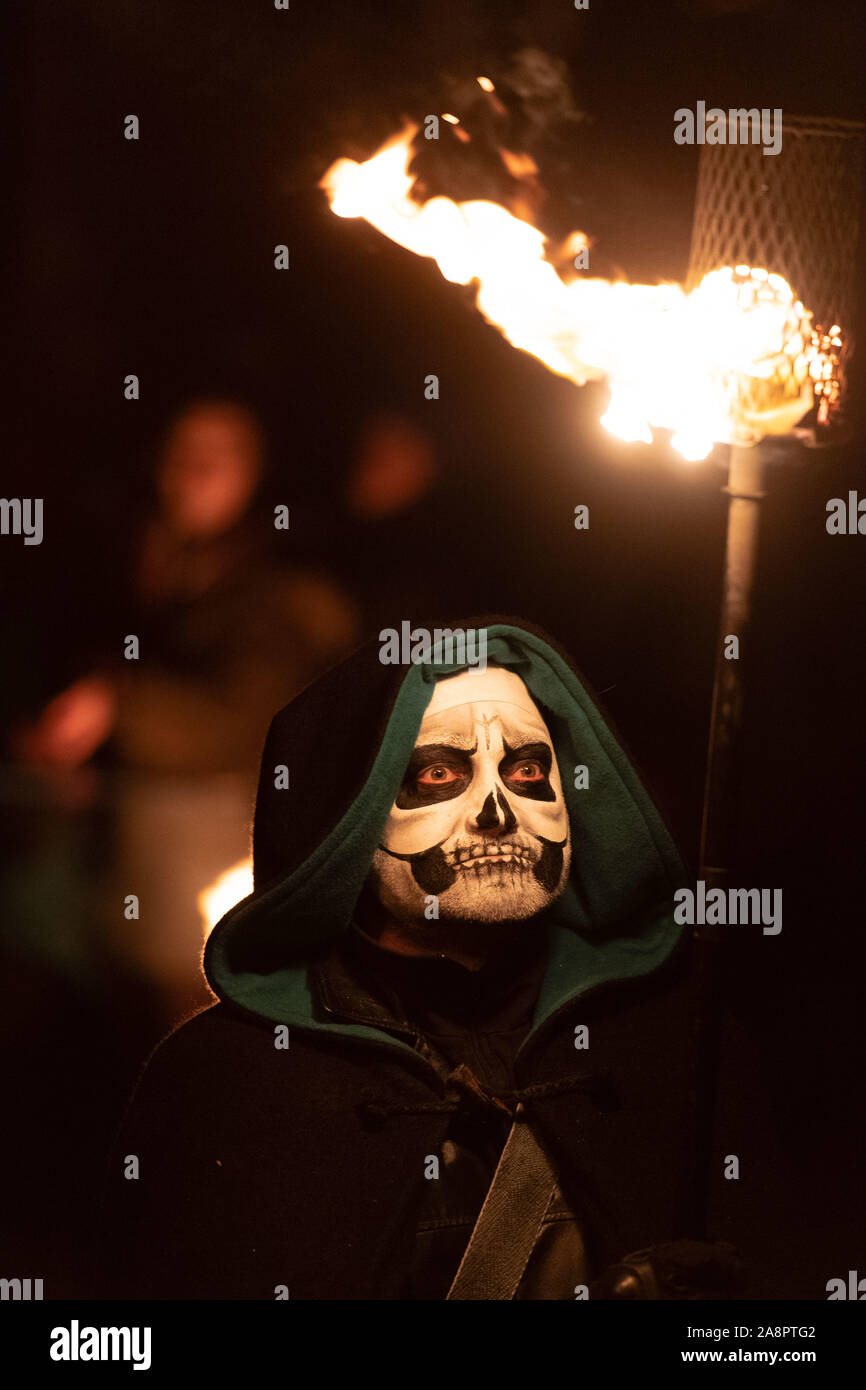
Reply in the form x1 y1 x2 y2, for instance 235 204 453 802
499 741 556 802
395 744 475 809
394 739 558 809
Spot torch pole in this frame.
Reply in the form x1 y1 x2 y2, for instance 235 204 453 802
682 443 766 1240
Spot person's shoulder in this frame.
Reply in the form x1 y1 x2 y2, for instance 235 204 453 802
110 1004 291 1144
149 1000 270 1059
132 1002 275 1097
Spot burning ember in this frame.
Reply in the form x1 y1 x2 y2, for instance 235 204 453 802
321 124 841 461
198 857 253 938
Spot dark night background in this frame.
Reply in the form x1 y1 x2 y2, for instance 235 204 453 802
3 0 865 1300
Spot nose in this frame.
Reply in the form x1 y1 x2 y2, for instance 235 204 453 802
471 786 517 835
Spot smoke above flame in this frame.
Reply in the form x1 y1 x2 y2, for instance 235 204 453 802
321 123 839 461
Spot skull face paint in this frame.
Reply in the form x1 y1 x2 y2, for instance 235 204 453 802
372 668 571 925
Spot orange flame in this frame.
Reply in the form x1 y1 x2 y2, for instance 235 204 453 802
321 125 832 460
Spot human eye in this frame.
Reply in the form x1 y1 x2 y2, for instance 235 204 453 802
415 762 465 787
505 759 546 784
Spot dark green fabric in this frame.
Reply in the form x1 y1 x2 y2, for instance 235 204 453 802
205 624 687 1050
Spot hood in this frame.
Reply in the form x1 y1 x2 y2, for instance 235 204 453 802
204 619 688 1053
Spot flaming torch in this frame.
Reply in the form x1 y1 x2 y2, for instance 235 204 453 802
321 114 844 459
682 112 863 1237
321 97 864 1241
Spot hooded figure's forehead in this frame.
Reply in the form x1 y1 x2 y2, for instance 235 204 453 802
418 668 549 745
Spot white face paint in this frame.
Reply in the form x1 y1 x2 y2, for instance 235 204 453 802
372 668 571 925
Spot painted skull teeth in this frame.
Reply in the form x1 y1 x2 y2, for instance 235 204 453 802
449 842 536 869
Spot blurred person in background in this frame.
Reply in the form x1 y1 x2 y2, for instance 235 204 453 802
336 412 451 631
16 399 358 1022
335 410 531 638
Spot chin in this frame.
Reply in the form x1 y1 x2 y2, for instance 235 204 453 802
438 867 557 923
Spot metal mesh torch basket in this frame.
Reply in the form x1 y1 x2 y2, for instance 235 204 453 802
687 114 865 441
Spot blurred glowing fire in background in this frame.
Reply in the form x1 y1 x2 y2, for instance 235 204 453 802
198 857 253 937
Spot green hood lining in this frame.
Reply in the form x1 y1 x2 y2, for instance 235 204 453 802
205 624 688 1053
